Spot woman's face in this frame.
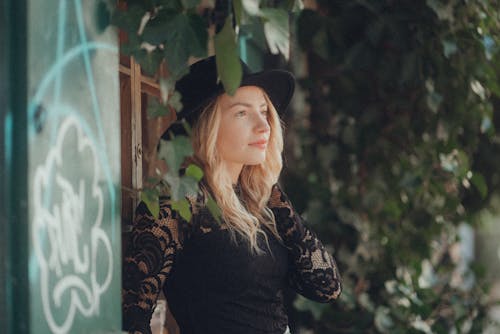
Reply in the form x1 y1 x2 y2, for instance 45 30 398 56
216 86 271 177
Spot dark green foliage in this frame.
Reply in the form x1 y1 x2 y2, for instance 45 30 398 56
284 1 500 332
112 1 208 78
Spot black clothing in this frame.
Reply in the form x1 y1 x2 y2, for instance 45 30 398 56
122 184 342 334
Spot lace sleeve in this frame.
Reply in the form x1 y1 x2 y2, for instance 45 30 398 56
122 198 184 334
268 184 342 302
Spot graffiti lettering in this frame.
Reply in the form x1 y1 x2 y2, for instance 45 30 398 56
32 116 112 334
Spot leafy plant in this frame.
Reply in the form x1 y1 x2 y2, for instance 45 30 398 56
283 0 500 332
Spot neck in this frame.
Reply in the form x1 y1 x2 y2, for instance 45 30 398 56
224 162 243 185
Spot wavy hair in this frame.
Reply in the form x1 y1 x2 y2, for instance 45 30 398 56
190 89 284 253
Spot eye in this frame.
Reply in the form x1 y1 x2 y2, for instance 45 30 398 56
236 110 246 117
261 109 269 116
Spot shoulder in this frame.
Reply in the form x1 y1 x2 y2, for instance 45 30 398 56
133 196 187 233
268 183 290 208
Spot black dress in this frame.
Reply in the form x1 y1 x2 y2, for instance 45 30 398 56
122 184 342 334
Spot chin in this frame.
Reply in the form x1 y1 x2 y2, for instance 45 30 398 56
245 156 266 166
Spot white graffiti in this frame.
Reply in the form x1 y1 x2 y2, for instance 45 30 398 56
32 115 113 334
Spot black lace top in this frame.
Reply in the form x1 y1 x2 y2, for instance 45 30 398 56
122 184 342 334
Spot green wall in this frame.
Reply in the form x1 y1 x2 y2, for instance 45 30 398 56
3 0 122 333
1 0 12 331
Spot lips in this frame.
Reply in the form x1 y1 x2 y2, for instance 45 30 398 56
249 139 268 149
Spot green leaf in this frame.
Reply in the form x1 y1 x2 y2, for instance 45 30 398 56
241 0 261 16
238 17 268 51
426 0 454 22
287 0 304 12
185 163 204 181
120 33 142 57
206 195 222 223
374 306 395 332
470 173 487 198
260 8 290 59
133 49 163 76
141 187 160 219
159 77 184 112
442 40 458 58
142 10 208 78
455 150 470 178
145 176 162 186
383 199 403 220
426 92 443 113
157 135 193 172
164 172 199 201
480 115 493 134
214 16 242 95
181 0 200 9
168 91 183 113
111 5 144 34
147 97 171 118
233 0 243 27
167 13 208 78
470 80 486 100
171 198 192 221
141 9 178 44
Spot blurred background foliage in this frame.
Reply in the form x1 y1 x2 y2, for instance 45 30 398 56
113 0 500 332
283 0 500 333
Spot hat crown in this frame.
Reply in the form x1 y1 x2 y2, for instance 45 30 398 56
167 55 295 138
175 56 254 122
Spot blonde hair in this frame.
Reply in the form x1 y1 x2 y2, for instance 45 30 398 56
191 89 284 253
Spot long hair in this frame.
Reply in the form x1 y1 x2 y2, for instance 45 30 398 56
190 89 284 253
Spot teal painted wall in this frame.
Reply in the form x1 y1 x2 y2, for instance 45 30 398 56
3 0 122 333
26 1 121 332
1 0 12 331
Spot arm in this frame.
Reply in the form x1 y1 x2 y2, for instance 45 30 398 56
268 184 342 302
122 199 184 334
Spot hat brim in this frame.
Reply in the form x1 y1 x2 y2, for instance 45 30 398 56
240 69 295 115
165 66 295 139
179 69 295 122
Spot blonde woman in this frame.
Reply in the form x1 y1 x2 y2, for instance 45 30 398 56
122 56 342 334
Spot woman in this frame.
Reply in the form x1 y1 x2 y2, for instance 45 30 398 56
122 56 342 334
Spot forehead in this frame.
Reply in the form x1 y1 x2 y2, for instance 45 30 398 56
218 86 267 109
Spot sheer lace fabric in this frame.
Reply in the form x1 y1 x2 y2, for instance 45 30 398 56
122 184 342 334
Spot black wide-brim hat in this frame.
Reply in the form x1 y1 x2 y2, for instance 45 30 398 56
163 55 295 138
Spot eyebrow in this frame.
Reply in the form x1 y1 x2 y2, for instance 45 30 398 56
228 102 268 109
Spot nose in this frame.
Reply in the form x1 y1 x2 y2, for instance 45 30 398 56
254 112 270 133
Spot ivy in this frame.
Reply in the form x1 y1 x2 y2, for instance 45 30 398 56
286 0 500 332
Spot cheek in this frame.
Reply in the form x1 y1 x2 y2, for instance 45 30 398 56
218 134 243 157
217 121 246 149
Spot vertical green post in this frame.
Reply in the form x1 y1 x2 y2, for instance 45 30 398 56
3 0 30 333
0 0 10 330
